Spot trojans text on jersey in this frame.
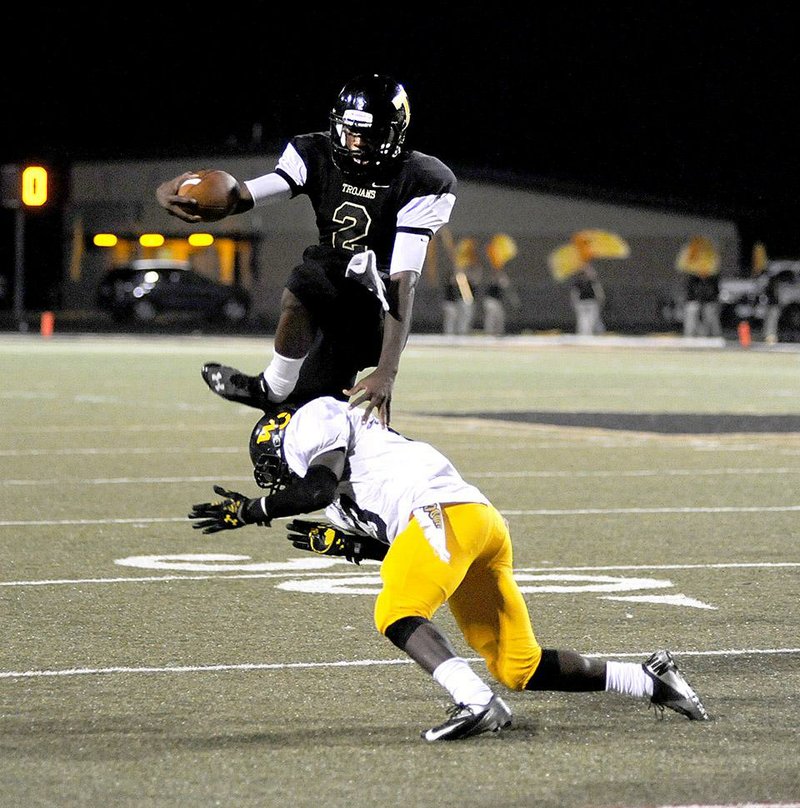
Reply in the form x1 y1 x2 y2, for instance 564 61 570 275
341 182 377 199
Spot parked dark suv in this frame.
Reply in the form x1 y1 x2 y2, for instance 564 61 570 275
96 260 250 324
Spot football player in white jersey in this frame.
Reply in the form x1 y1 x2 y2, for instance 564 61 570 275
157 73 456 427
189 398 711 741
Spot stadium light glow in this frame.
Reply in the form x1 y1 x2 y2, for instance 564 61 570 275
139 234 165 247
93 233 118 247
188 233 214 247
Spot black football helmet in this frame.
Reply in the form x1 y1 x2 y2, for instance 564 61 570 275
248 407 296 494
329 73 410 176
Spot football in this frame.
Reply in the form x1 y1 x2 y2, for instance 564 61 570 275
178 169 240 221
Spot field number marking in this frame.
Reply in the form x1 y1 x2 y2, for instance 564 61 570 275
114 554 716 608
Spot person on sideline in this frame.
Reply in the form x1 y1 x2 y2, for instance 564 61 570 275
570 263 606 335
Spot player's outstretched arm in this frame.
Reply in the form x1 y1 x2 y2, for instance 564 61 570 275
189 452 345 535
345 270 418 427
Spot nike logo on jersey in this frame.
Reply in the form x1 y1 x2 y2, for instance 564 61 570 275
341 182 376 199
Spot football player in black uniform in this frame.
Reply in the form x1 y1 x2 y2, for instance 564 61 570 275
156 73 456 426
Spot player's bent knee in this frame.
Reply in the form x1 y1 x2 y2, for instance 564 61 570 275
375 603 432 637
487 646 543 691
374 591 434 637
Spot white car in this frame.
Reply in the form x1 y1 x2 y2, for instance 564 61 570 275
662 261 800 340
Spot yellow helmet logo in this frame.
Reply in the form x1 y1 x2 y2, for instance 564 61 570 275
255 410 292 444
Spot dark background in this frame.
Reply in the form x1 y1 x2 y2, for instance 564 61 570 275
2 3 799 310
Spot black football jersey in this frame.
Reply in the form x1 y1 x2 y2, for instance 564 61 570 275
273 132 457 271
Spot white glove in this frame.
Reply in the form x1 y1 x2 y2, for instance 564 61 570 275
346 250 389 311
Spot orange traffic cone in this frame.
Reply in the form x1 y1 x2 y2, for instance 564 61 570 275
737 320 751 348
40 311 54 338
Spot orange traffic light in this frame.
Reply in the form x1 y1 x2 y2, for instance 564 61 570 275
21 166 48 206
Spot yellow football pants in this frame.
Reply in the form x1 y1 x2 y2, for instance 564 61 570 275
374 502 542 691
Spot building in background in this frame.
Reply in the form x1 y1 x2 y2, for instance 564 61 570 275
7 156 741 334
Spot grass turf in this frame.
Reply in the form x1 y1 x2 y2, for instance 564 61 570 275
1 333 799 807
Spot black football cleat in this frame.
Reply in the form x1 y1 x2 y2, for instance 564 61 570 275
201 363 272 410
644 650 710 721
421 695 512 742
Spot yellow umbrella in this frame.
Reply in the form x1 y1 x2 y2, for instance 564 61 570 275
676 236 720 277
486 233 518 270
454 237 478 270
548 243 585 281
752 241 768 276
571 229 631 261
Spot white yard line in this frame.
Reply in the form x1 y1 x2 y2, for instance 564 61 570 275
1 647 797 681
1 561 797 589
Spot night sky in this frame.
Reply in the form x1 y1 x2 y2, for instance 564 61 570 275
4 4 799 255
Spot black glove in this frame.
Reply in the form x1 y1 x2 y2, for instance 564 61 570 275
286 519 388 565
189 485 264 534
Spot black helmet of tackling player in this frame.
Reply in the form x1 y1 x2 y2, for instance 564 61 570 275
330 73 410 176
248 408 296 495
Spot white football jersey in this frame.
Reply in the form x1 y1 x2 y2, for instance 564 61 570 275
282 397 488 545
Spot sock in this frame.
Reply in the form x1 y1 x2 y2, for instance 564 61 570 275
605 661 654 699
432 657 494 709
263 352 306 402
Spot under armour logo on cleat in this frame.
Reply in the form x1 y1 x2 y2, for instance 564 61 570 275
211 371 224 392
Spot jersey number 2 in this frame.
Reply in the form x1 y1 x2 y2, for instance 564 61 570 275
332 202 372 251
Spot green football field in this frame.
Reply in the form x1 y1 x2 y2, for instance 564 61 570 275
2 333 799 808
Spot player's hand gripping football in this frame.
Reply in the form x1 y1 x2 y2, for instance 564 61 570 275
189 485 253 534
286 519 388 565
156 172 205 223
